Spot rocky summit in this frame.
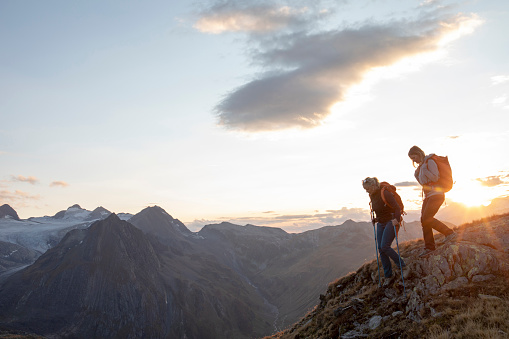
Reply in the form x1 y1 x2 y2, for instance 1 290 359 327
266 213 509 338
0 204 20 221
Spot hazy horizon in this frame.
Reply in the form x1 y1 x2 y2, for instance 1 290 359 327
4 195 509 234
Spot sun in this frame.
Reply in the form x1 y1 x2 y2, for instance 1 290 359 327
447 180 497 208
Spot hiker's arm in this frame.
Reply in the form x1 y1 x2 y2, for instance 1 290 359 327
420 159 439 183
383 190 401 223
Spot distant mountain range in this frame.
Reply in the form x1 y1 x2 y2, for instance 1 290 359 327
0 204 431 338
436 195 509 225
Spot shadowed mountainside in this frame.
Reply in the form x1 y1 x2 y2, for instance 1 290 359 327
195 219 424 330
0 205 433 338
0 204 19 221
265 213 509 338
0 241 39 281
0 214 172 338
0 213 276 338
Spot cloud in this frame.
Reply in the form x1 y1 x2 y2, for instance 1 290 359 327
492 95 507 105
491 75 509 86
205 2 482 131
10 175 39 185
395 181 419 187
476 176 506 187
50 181 69 188
194 1 328 34
0 190 41 203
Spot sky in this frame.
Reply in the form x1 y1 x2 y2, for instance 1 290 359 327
1 0 509 232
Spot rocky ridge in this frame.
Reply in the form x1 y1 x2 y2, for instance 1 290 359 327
0 204 19 221
266 213 509 338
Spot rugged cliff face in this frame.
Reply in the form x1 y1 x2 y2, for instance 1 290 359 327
0 212 277 338
0 214 172 338
265 214 509 338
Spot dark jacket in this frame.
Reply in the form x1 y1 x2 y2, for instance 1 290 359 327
370 188 401 223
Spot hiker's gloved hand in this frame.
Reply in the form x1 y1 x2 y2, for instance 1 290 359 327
391 219 399 227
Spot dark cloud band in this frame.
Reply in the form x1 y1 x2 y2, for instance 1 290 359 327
196 2 481 131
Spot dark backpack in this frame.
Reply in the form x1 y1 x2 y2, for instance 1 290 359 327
377 182 406 235
379 182 405 221
427 154 453 192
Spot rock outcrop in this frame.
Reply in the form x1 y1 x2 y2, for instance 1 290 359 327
0 204 19 221
266 214 509 338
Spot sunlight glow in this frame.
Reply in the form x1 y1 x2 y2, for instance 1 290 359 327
438 13 484 46
329 50 444 117
447 179 501 207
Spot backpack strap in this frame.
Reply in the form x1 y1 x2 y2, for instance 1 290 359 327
380 186 400 212
380 186 390 207
380 187 406 235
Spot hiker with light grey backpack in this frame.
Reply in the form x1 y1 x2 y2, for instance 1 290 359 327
408 145 458 258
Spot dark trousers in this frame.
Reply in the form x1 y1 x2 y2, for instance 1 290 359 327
421 194 453 250
376 221 405 277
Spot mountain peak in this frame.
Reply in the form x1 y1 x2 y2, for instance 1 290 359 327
0 204 20 220
103 212 119 222
138 205 173 218
52 204 89 220
86 206 112 221
128 206 191 240
92 206 110 213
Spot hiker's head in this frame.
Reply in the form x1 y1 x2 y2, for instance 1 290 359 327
362 177 379 194
408 146 425 166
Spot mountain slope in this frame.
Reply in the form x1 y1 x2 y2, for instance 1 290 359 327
197 219 424 330
0 213 277 338
0 205 429 338
265 213 509 338
129 212 278 338
0 214 171 338
0 241 39 281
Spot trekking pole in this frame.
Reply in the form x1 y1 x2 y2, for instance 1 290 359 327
393 221 406 298
371 209 382 288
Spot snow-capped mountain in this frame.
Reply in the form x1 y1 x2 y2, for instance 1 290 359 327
0 204 132 254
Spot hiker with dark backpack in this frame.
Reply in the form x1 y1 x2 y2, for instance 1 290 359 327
408 146 458 258
362 177 406 286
